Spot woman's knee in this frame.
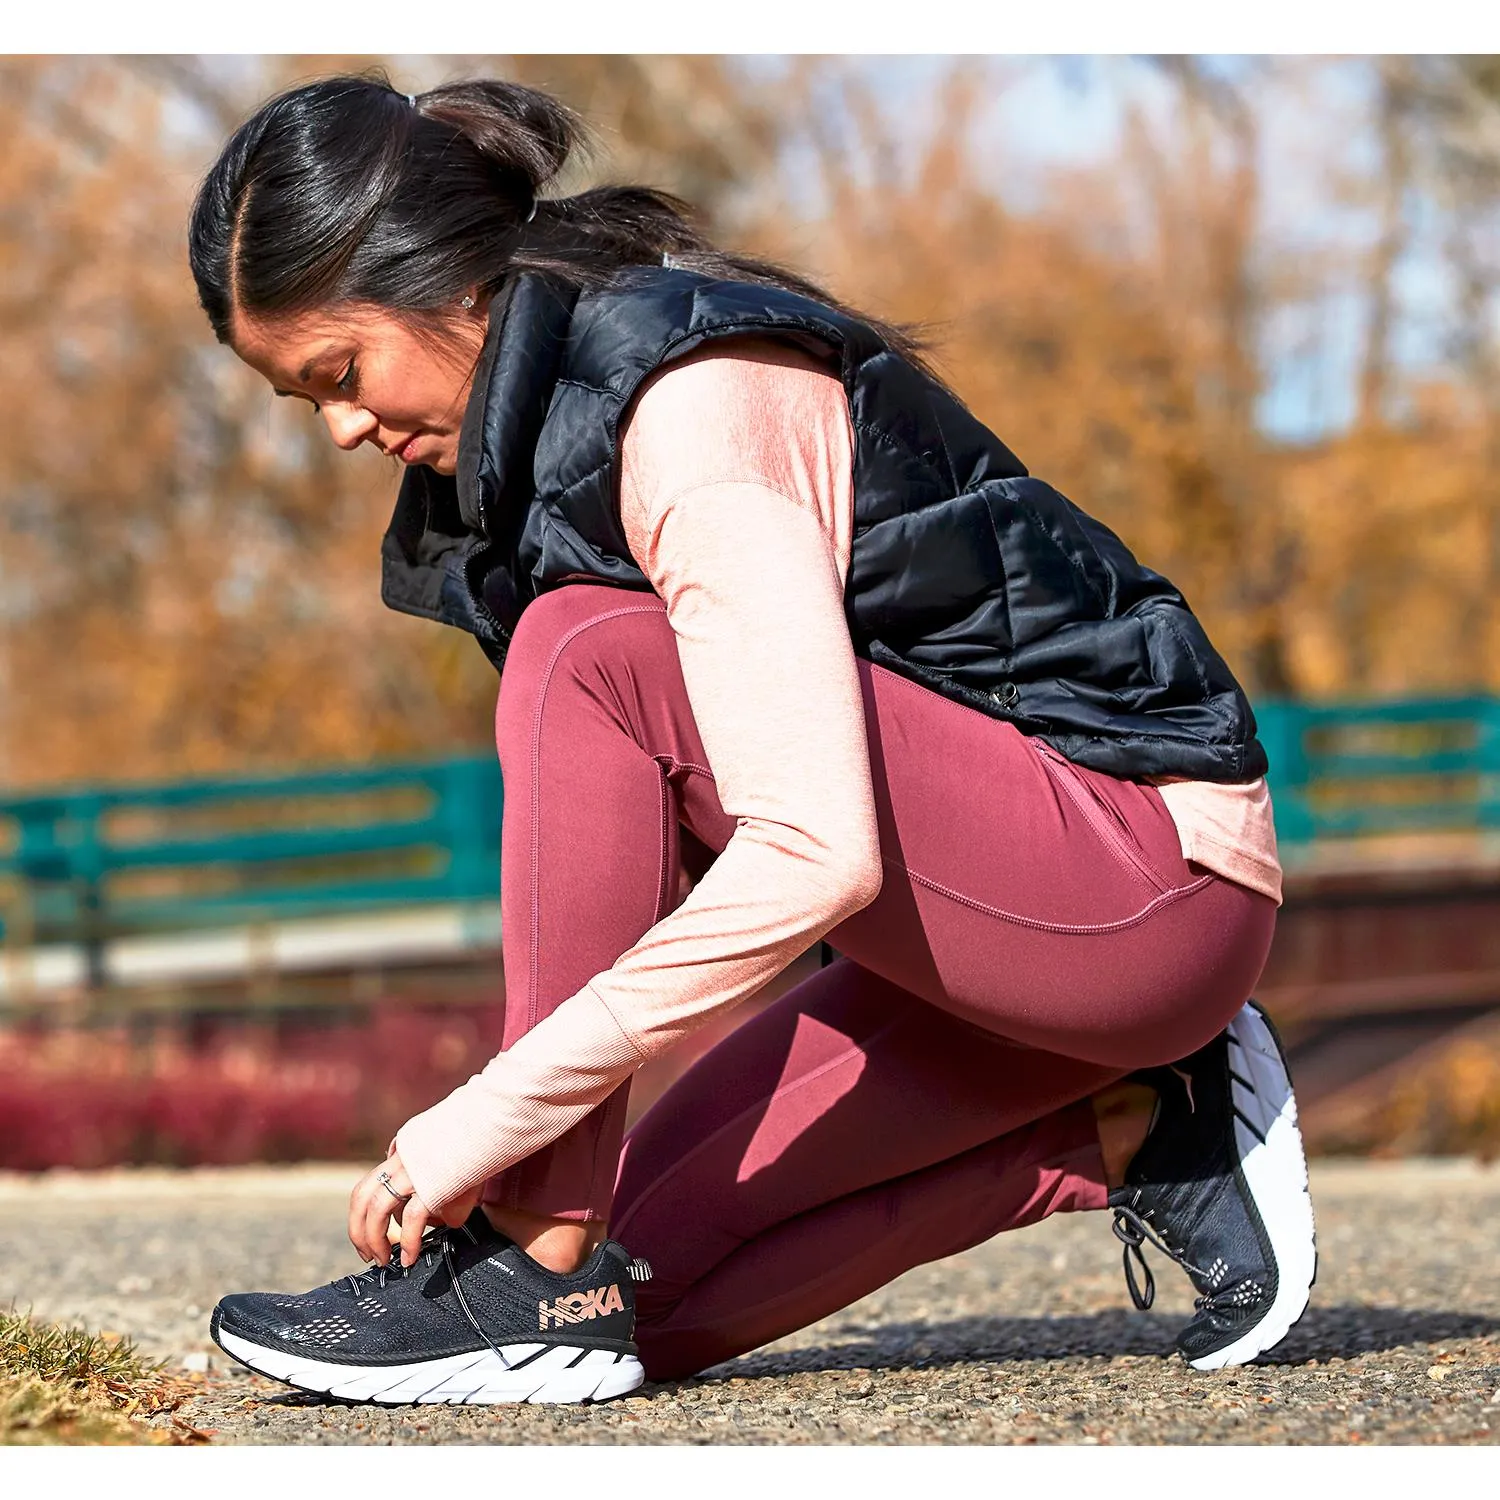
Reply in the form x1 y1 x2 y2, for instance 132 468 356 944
494 585 667 764
499 585 640 694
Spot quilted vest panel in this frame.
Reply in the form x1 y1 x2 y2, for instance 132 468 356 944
380 268 1266 782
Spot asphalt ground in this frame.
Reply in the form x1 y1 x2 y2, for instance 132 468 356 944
2 1159 1498 1446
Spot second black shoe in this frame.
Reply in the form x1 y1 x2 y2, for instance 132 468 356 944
1108 998 1317 1370
210 1211 652 1404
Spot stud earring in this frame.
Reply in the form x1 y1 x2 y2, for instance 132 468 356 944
460 295 475 311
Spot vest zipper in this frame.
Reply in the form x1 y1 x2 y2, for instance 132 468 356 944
464 487 515 652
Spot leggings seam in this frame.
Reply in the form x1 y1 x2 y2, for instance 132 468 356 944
526 605 671 1032
881 855 1216 934
591 774 676 1203
1031 742 1172 895
654 761 676 917
518 603 679 1218
653 754 716 782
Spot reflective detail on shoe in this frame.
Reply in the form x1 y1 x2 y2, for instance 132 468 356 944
627 1258 653 1283
214 1324 645 1406
284 1316 356 1349
356 1296 390 1319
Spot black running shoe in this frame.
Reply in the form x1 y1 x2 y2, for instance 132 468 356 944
1108 999 1317 1370
210 1211 653 1405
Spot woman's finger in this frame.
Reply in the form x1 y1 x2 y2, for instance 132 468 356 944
348 1156 417 1266
398 1196 433 1268
349 1174 377 1264
363 1189 395 1267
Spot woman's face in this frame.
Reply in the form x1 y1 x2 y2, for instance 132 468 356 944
231 301 488 476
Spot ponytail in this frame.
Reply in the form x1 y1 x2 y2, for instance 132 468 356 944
414 79 574 207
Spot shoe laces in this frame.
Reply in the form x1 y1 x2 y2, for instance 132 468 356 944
344 1221 551 1374
343 1221 478 1298
1111 1198 1208 1312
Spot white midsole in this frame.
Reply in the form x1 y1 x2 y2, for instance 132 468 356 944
214 1323 645 1405
1188 1001 1318 1370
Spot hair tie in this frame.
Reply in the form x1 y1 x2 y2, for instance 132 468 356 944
406 93 417 108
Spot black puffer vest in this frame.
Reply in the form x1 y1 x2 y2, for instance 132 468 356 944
381 267 1267 782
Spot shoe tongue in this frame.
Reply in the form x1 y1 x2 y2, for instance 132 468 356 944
460 1207 510 1247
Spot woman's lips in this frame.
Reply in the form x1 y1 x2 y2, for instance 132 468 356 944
381 433 424 463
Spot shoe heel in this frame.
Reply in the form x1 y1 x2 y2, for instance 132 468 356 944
1192 1002 1317 1369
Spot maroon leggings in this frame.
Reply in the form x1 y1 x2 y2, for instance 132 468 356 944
485 585 1277 1381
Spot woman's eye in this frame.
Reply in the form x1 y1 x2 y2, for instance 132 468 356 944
336 361 359 395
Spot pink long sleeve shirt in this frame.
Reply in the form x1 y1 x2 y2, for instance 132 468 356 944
394 340 1281 1210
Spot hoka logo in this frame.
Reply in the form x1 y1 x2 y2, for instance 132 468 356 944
538 1283 625 1330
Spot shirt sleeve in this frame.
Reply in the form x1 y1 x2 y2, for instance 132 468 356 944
395 346 882 1211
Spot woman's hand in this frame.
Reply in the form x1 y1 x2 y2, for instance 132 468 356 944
347 1148 483 1269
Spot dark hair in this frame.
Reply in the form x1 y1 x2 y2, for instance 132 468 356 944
189 70 933 371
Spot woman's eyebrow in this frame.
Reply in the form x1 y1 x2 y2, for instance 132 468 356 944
271 347 342 399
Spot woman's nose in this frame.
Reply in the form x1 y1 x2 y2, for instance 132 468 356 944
322 403 377 452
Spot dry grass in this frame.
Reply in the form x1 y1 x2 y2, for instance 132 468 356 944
0 1306 206 1445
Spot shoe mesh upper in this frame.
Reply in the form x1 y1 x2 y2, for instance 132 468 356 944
1111 1021 1278 1347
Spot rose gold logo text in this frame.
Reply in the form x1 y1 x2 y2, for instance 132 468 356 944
538 1284 625 1330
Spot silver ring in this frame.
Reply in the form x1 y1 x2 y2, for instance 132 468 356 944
378 1170 410 1203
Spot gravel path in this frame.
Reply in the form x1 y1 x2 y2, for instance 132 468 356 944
3 1160 1498 1445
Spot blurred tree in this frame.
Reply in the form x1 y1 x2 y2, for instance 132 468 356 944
1403 57 1500 680
1286 55 1500 693
0 54 783 788
1358 57 1416 432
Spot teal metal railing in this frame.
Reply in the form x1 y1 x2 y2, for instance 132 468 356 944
1255 697 1500 847
3 697 1498 971
0 756 503 978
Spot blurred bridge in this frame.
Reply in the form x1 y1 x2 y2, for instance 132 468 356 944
3 695 1499 1141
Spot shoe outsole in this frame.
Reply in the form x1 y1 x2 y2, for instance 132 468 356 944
1185 999 1318 1371
211 1311 646 1405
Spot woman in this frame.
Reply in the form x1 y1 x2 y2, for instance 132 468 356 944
192 74 1316 1408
